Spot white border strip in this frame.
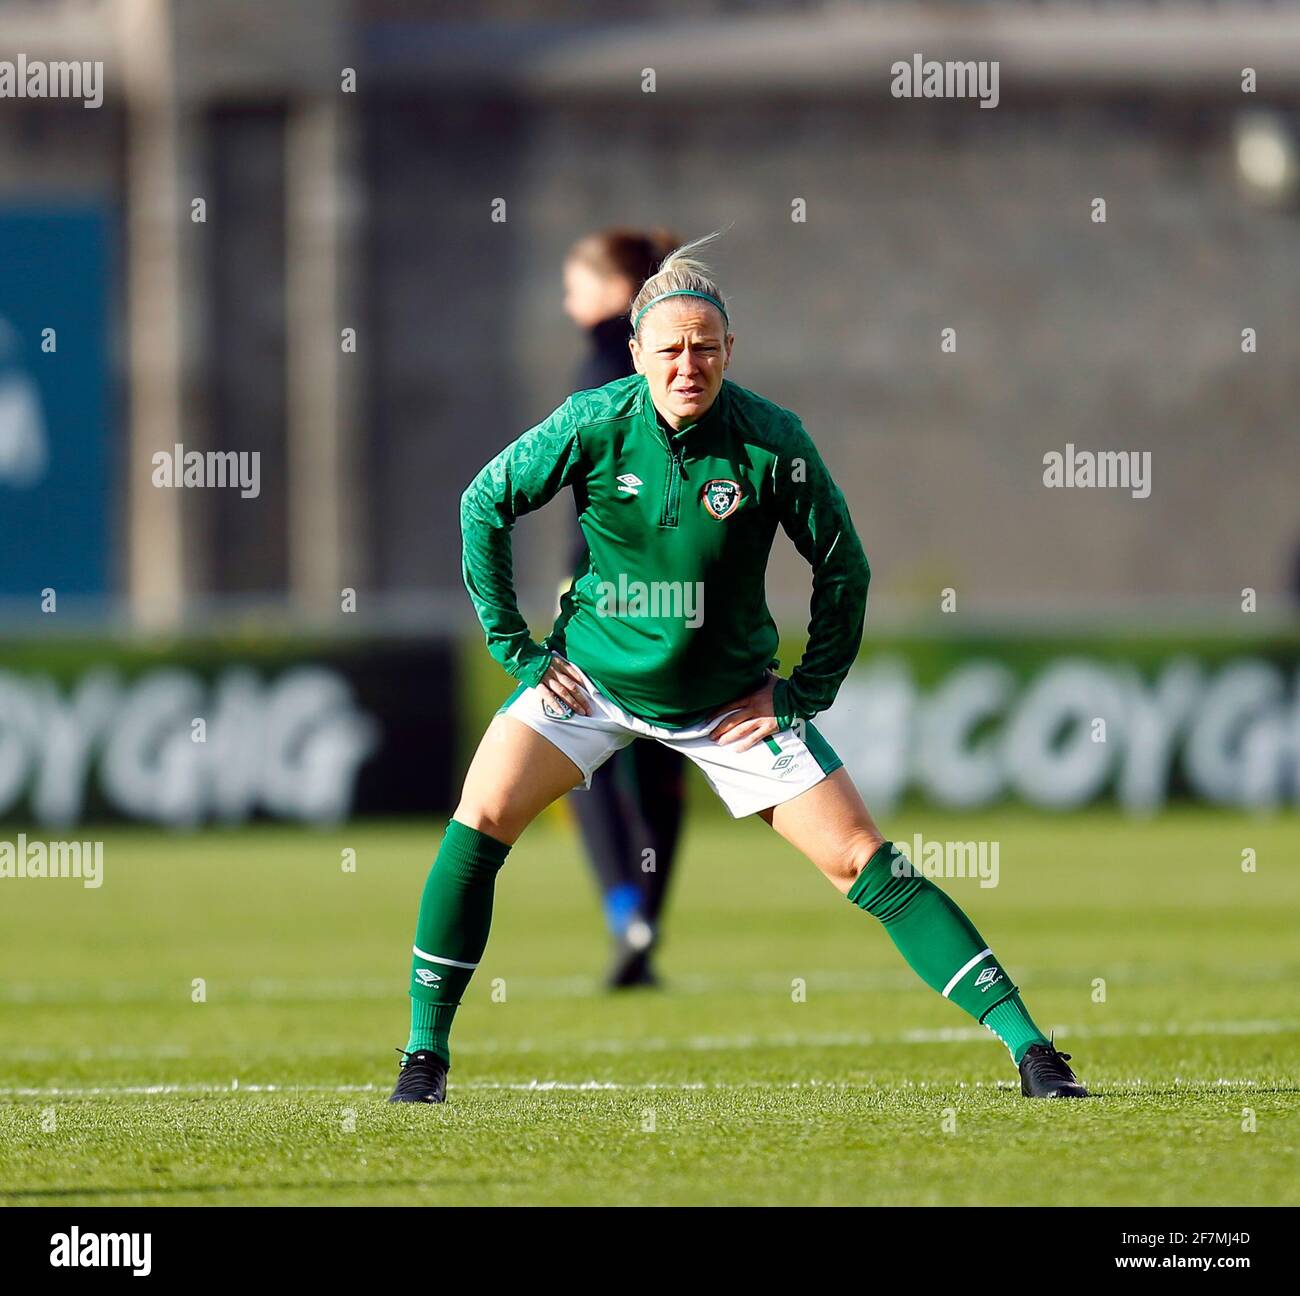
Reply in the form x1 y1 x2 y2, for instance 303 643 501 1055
942 948 992 998
412 945 478 970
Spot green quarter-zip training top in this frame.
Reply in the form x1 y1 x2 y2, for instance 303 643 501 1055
460 372 870 730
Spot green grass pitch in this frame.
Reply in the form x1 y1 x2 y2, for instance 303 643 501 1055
1 805 1297 1206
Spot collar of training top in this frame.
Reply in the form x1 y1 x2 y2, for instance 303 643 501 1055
637 373 728 452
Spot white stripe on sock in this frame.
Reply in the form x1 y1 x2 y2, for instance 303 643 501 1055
981 1017 1018 1062
412 945 478 970
942 948 993 999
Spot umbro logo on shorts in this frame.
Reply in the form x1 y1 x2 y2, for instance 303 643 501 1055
773 752 796 774
616 473 643 496
542 697 573 720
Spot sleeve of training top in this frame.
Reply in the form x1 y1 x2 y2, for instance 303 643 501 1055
772 418 871 728
460 400 584 687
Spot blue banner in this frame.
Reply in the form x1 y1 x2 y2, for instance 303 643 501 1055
0 207 112 599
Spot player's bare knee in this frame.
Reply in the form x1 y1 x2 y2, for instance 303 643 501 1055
452 800 517 845
816 845 865 891
841 831 886 887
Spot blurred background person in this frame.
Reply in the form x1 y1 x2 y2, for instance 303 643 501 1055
0 317 48 489
560 227 685 988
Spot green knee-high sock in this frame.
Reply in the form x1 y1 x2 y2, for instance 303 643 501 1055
847 841 1049 1064
405 820 511 1065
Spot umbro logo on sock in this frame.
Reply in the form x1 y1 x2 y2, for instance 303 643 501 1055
415 969 442 987
975 967 1002 990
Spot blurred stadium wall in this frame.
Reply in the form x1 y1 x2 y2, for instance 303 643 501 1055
3 0 1299 622
2 0 1299 824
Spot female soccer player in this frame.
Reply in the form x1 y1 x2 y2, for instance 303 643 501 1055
561 227 687 988
390 235 1087 1103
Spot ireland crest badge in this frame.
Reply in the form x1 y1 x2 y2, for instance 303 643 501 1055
701 478 743 520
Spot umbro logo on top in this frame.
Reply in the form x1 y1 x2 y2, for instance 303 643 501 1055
616 473 643 496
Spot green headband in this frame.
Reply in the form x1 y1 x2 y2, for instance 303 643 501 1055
633 289 729 333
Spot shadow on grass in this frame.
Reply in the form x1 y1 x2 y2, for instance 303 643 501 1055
1085 1084 1300 1098
0 1174 518 1203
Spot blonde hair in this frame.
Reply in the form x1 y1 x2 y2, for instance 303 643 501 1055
629 231 731 337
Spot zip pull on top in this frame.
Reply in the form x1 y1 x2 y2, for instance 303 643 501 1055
660 443 685 528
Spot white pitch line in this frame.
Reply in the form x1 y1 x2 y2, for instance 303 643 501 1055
0 1018 1296 1069
1 962 1295 1004
0 1077 1285 1099
451 1017 1300 1055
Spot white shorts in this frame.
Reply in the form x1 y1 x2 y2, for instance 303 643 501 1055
497 663 843 819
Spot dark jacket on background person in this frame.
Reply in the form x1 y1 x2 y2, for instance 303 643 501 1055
576 315 634 394
570 316 636 572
